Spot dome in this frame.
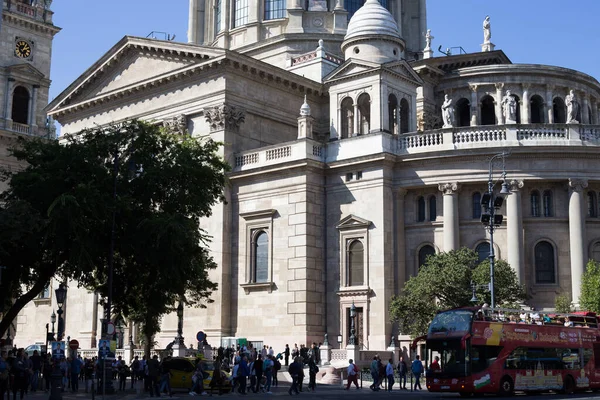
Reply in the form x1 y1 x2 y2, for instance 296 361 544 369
344 0 401 42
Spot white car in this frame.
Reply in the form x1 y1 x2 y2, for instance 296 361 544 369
24 344 46 356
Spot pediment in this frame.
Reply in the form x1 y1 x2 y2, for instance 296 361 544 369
6 63 45 80
336 214 371 230
381 60 423 85
48 36 225 112
324 59 381 82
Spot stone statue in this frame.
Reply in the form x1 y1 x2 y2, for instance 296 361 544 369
441 94 454 128
483 16 491 44
501 90 517 123
425 29 433 50
566 90 580 124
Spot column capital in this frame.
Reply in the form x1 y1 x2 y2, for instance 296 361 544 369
469 84 478 93
569 178 588 192
494 83 504 91
396 188 408 197
508 179 524 192
438 182 460 195
521 83 531 91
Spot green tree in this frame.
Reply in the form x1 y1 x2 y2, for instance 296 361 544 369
0 120 229 344
579 260 600 313
554 293 572 313
389 247 527 338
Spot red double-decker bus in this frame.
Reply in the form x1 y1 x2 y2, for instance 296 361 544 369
424 307 600 396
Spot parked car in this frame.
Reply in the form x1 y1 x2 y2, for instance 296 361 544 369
163 357 231 393
24 344 46 357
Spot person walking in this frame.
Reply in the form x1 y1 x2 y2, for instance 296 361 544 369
369 356 380 391
253 355 263 393
411 355 424 391
287 357 301 396
11 349 28 400
158 359 172 396
130 355 141 389
70 356 82 392
284 345 290 367
0 350 9 400
262 355 274 394
272 356 280 387
386 359 394 392
397 356 408 390
307 358 318 392
237 355 249 395
147 355 160 397
345 359 359 390
29 350 41 392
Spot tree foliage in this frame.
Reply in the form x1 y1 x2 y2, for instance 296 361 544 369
389 247 527 338
0 121 229 346
554 293 572 313
579 260 600 313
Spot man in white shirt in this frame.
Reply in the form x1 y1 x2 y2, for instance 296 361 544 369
345 359 359 390
385 359 395 391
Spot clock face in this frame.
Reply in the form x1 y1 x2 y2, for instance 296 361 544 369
15 40 32 58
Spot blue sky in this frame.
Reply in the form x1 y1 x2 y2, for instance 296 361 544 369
48 0 599 101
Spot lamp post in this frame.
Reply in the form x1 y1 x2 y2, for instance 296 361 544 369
348 302 357 346
175 301 185 345
480 152 510 309
50 311 56 338
116 320 124 349
50 283 67 400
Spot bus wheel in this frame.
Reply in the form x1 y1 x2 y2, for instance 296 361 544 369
459 392 472 397
498 377 514 397
562 376 575 395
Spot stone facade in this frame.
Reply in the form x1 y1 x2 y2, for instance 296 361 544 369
7 0 600 358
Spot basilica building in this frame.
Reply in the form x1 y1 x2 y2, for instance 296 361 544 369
7 0 600 356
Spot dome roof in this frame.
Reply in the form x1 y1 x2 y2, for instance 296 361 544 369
344 0 401 42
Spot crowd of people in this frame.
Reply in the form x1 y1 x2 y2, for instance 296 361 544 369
345 355 425 392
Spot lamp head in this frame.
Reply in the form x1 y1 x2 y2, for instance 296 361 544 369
500 181 511 195
55 284 67 307
470 294 478 303
350 302 356 317
51 311 56 324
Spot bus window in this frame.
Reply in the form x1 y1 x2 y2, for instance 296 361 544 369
505 347 564 370
428 340 469 377
583 348 593 367
594 344 600 369
561 349 581 370
471 345 502 373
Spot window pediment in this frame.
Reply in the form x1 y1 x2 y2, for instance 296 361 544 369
240 209 277 220
336 214 371 230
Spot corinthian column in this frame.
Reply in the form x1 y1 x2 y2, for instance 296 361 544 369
568 178 588 306
438 182 460 252
507 180 524 283
495 83 504 125
396 189 407 292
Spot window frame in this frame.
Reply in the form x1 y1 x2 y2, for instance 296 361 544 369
232 0 249 28
542 190 553 217
337 215 370 291
417 196 426 222
428 195 437 222
472 192 482 219
587 191 597 218
264 0 285 20
531 190 540 217
240 209 276 294
417 244 436 273
347 239 365 287
533 240 557 285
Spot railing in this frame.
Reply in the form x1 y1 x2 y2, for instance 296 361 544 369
331 349 348 362
15 2 36 17
231 124 600 172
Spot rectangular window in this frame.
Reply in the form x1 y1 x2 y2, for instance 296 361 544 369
38 284 50 299
233 0 248 28
356 171 363 180
345 173 353 182
215 0 222 34
264 0 285 20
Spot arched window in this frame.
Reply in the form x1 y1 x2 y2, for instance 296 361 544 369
535 241 556 284
531 190 540 217
456 98 470 127
340 97 354 138
530 95 545 124
252 231 269 283
512 95 522 124
357 93 371 135
472 192 482 219
475 242 490 265
428 195 437 221
543 190 553 217
388 94 398 134
348 240 364 286
233 0 249 27
592 242 600 262
417 196 425 222
418 245 436 270
588 191 597 217
553 97 566 123
11 86 29 125
264 0 285 20
480 95 496 126
400 98 409 133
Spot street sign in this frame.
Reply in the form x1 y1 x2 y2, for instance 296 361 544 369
69 339 79 350
106 322 115 335
196 331 206 342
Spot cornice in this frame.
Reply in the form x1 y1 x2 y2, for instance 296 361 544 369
3 12 61 36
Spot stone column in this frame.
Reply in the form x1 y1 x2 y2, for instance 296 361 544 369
30 85 39 128
187 0 199 43
521 84 530 124
396 189 407 292
4 78 15 122
353 103 359 136
546 85 554 124
583 95 590 124
507 180 524 284
568 178 588 306
495 83 504 125
438 182 460 252
591 98 598 125
469 84 479 126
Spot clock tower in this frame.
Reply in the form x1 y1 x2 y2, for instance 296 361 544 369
0 0 60 145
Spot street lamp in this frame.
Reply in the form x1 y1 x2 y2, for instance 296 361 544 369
348 302 357 346
480 152 511 309
55 284 67 341
50 283 67 400
50 311 56 337
175 301 184 345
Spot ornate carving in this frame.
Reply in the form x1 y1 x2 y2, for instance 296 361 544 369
508 179 524 192
162 114 188 135
469 84 478 93
569 178 588 192
438 182 460 195
494 82 504 91
204 104 246 131
417 110 442 132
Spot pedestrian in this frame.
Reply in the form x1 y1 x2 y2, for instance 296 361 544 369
11 349 28 400
0 350 9 400
42 353 53 392
158 358 172 396
284 344 290 367
29 350 41 392
237 355 250 395
369 356 380 391
411 355 424 390
262 355 274 394
397 356 407 390
386 359 394 391
130 355 140 389
287 357 301 396
272 356 281 387
208 357 224 396
70 355 83 392
345 359 359 390
307 358 318 392
252 355 263 393
147 355 160 397
84 359 94 393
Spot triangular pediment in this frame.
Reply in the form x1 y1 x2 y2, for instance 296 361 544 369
47 36 225 112
324 59 381 82
381 60 423 85
336 214 371 230
6 63 46 80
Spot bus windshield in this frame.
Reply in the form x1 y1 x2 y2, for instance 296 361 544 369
429 309 474 335
428 339 470 378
